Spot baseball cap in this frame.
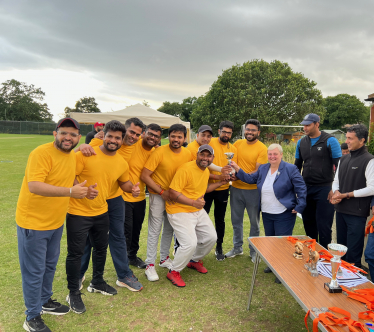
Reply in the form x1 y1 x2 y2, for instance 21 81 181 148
55 117 80 130
300 113 320 125
94 122 105 128
198 125 213 135
198 144 214 155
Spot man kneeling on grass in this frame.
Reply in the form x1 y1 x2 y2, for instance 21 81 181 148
166 145 229 287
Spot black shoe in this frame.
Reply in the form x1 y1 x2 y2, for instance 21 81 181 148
215 246 225 261
23 315 51 332
264 267 272 273
274 277 282 284
87 281 117 295
66 291 86 314
42 298 70 315
129 257 147 269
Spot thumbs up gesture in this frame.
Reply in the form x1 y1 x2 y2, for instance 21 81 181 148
132 182 140 198
86 183 99 200
192 195 205 209
70 180 88 199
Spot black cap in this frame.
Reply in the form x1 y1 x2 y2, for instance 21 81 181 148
198 144 214 155
55 117 80 130
198 125 213 135
300 113 320 125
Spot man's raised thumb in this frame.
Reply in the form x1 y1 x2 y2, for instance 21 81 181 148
78 180 87 186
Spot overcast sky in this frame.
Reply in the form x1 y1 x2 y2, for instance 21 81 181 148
1 0 373 120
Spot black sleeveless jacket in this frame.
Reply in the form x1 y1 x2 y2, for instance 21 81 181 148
335 145 374 217
298 131 334 186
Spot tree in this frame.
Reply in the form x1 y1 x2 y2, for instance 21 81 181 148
65 97 101 116
190 59 325 135
0 79 53 122
321 94 370 130
158 101 183 118
158 96 200 126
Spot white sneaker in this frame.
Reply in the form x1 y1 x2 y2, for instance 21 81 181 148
145 264 159 281
159 256 173 269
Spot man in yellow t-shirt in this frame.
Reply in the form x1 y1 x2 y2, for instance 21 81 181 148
141 124 193 282
166 145 228 287
124 123 162 269
204 120 237 261
76 118 144 293
187 125 213 159
16 118 88 332
226 119 268 262
66 120 140 315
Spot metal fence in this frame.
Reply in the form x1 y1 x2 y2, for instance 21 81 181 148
0 121 93 136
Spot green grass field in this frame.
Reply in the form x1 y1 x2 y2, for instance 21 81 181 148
0 134 308 332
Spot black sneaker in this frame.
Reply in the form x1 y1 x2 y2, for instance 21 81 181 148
129 257 147 269
215 247 225 261
42 298 70 315
23 315 51 332
264 267 272 273
87 281 117 296
66 291 86 314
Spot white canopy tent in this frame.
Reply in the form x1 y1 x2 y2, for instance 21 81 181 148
70 103 191 142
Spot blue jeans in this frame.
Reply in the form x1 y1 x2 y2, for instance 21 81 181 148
365 232 374 278
230 187 260 255
262 210 296 236
80 195 133 279
336 212 366 267
17 225 63 320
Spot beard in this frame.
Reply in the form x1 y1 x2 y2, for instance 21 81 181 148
103 140 120 152
220 136 230 143
55 137 78 152
245 133 258 142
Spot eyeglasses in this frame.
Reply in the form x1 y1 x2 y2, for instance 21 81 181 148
147 132 160 139
58 131 79 138
221 130 232 135
245 128 258 133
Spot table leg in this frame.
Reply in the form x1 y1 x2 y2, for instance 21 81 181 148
247 252 260 310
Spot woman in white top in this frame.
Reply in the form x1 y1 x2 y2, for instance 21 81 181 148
231 144 307 282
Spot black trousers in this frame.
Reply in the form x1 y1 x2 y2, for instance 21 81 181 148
125 199 146 260
66 212 109 292
204 188 229 246
302 185 334 249
336 212 367 267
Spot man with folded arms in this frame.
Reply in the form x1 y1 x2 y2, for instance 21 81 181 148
141 124 193 282
166 145 228 287
16 117 87 332
66 120 140 314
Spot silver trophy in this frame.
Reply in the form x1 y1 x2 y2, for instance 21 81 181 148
324 243 348 293
224 152 235 175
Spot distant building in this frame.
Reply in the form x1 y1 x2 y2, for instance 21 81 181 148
323 129 345 141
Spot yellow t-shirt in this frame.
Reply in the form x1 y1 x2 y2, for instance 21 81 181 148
208 137 238 191
232 139 268 190
186 140 200 160
144 144 193 191
123 142 155 202
167 161 210 214
16 142 76 231
90 138 135 199
68 146 129 217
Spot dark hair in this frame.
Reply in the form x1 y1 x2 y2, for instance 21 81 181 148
168 124 187 137
347 124 368 143
219 120 234 131
146 123 162 134
341 142 348 150
125 117 145 131
182 141 188 147
245 119 261 131
104 120 127 139
57 120 80 133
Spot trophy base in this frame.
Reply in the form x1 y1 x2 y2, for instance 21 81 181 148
309 269 318 277
293 253 303 260
324 283 342 293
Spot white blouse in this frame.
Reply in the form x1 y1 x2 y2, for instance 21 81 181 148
261 168 287 214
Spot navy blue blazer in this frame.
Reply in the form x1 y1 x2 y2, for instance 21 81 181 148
236 160 307 214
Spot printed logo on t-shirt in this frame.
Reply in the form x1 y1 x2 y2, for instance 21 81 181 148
352 167 358 169
317 147 322 151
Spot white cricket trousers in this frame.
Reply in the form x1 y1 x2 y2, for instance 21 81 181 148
167 209 217 272
145 193 174 265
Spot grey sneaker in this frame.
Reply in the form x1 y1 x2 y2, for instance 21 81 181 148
225 247 243 258
250 252 261 263
116 274 143 292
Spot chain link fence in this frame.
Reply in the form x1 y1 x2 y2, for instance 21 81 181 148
0 121 93 136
